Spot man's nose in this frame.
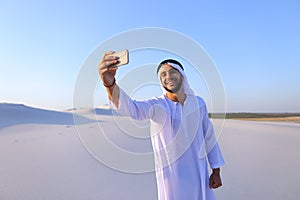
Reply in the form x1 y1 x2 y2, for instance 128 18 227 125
165 73 170 79
166 72 172 79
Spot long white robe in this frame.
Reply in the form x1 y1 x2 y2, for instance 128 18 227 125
114 88 225 200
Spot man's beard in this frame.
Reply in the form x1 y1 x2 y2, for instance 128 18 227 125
163 76 183 93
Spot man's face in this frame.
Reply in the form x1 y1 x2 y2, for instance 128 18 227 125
159 64 183 93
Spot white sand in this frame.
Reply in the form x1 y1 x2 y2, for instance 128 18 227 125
1 103 300 199
216 119 300 200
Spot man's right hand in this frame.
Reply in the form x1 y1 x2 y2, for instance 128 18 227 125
98 51 119 87
98 51 120 107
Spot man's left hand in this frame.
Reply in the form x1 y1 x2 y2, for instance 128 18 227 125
209 168 222 189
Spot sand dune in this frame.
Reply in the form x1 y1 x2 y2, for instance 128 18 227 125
0 104 299 199
0 103 95 129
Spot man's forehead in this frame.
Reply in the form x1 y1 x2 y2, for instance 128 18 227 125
158 64 182 78
159 64 177 71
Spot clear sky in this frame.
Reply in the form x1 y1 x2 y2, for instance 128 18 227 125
1 0 299 112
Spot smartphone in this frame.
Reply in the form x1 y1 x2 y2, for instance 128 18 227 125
112 49 129 67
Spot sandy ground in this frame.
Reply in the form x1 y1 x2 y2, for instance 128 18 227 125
215 119 300 200
1 104 300 199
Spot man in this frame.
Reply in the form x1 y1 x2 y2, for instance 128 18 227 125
98 51 225 200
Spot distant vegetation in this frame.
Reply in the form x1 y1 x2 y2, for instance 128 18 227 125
209 113 300 119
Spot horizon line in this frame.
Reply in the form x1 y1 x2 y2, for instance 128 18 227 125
1 102 300 114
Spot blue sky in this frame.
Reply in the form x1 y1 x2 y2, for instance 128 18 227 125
0 0 299 112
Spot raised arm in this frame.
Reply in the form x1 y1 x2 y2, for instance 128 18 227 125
98 51 155 120
98 51 120 108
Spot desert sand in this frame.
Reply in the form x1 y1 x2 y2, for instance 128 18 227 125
0 103 299 200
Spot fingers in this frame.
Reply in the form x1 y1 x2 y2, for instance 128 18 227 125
100 60 118 70
210 180 222 189
99 51 119 70
99 65 118 78
209 174 222 189
101 51 115 60
102 51 118 63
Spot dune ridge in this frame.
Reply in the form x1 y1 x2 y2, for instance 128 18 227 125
0 103 95 129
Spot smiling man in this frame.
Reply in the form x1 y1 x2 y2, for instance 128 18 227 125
98 52 225 200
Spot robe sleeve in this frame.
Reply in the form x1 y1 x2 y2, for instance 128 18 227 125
110 87 154 120
202 102 225 169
